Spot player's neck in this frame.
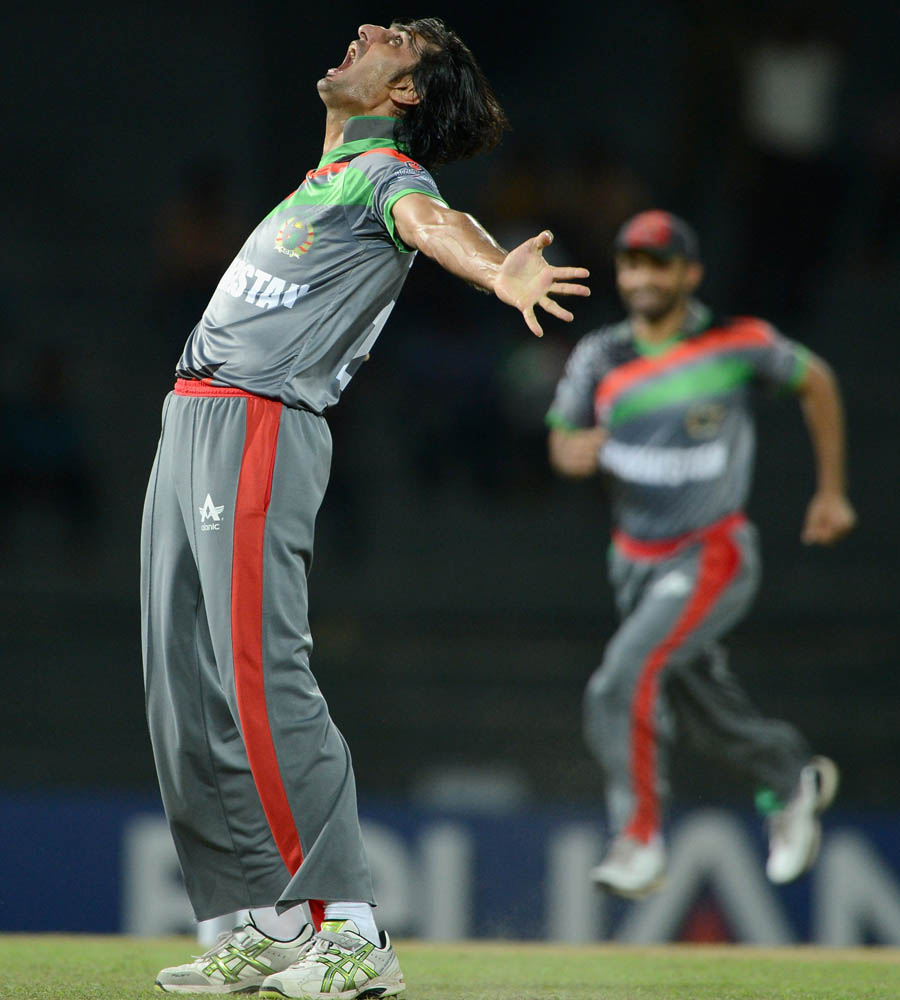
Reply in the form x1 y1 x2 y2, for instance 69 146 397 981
321 104 400 157
631 300 691 345
322 109 353 157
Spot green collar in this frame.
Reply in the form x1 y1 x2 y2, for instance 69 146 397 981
318 115 403 168
632 300 712 356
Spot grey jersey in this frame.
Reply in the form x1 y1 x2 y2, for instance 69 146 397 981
177 116 447 412
547 301 810 540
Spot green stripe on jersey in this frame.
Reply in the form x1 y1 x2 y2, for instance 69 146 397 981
545 410 578 431
788 344 811 390
609 357 754 427
318 135 402 167
634 331 686 356
384 188 449 252
269 167 376 216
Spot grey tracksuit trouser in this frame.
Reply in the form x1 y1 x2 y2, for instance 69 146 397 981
140 381 374 922
583 514 809 841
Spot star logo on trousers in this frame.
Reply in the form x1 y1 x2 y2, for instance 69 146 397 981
198 493 225 524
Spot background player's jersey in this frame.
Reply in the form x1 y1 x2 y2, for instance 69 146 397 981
546 300 810 540
177 116 447 412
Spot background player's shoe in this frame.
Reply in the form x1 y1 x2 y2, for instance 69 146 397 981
590 833 666 898
156 920 315 994
766 755 840 884
258 919 405 999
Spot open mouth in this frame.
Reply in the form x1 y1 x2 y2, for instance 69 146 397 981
326 41 358 78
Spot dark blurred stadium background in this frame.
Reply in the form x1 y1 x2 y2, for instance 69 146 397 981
1 0 898 938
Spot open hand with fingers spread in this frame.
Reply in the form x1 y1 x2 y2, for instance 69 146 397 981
494 230 591 337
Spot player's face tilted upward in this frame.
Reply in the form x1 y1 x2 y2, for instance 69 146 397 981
318 24 425 115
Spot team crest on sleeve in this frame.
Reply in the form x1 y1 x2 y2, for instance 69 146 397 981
274 217 316 258
386 163 424 181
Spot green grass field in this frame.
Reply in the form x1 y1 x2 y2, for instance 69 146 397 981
2 936 898 1000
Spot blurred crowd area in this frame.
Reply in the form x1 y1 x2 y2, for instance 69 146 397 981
1 1 898 807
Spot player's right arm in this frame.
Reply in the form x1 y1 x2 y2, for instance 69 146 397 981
545 328 612 478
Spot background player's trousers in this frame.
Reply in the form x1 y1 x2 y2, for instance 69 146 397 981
140 384 375 923
583 516 809 842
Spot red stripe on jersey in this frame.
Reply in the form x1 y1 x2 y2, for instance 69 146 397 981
231 396 324 930
623 521 742 843
305 147 420 183
595 319 774 413
356 146 420 165
305 161 351 182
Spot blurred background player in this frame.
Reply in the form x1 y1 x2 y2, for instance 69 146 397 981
546 209 855 898
143 17 589 999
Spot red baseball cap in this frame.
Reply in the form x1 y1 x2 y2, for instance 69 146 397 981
613 210 700 261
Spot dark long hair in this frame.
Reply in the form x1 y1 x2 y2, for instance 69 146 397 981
392 18 508 170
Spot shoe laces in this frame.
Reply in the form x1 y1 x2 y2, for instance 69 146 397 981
192 925 257 961
304 927 372 967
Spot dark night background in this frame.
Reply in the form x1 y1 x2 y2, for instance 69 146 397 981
2 0 898 826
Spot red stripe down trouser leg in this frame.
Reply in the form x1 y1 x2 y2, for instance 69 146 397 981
231 395 325 929
623 528 742 843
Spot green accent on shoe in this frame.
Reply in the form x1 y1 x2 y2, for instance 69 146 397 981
755 787 784 815
200 935 276 983
316 940 378 993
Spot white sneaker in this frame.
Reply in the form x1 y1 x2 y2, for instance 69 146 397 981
259 919 405 999
156 920 315 994
590 833 666 898
766 755 840 885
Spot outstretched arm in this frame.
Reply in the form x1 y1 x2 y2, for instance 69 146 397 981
391 194 590 337
795 352 856 544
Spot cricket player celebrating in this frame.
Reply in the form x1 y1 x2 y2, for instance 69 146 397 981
142 18 589 998
546 210 854 898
